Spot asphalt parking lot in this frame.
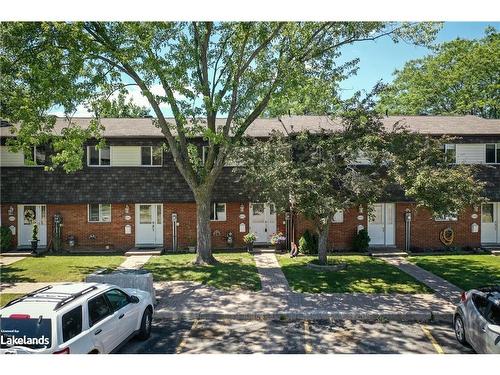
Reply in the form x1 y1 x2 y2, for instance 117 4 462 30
118 319 475 354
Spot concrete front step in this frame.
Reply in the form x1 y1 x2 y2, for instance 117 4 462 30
491 250 500 256
371 252 408 257
125 247 163 256
0 251 34 257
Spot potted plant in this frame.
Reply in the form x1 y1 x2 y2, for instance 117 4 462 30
243 232 257 253
270 232 287 252
31 223 39 254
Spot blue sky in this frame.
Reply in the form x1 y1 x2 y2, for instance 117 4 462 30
58 22 499 117
337 22 499 98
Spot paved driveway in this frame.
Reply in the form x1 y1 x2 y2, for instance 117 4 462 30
118 319 474 354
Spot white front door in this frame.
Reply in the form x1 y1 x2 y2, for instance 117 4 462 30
368 203 395 246
481 203 499 244
135 204 163 247
249 203 277 244
18 205 47 247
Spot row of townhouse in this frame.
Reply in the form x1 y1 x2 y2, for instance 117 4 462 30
1 115 499 252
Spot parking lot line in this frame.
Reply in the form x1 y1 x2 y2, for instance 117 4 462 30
175 319 199 354
420 324 445 354
303 320 313 354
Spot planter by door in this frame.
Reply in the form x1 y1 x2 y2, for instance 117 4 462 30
368 203 395 247
135 204 163 247
17 205 47 248
249 203 277 244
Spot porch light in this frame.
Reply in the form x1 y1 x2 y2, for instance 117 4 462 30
8 206 14 216
240 203 244 213
125 204 130 214
358 205 364 214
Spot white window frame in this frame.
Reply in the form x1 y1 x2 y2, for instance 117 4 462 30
444 144 456 164
140 146 163 167
23 146 46 167
87 146 111 167
331 210 344 223
210 202 227 221
87 204 112 223
485 143 500 164
434 212 458 222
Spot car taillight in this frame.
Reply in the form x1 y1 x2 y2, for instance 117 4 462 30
460 291 467 302
9 314 31 319
53 347 70 354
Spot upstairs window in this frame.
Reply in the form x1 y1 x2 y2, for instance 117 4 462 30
88 204 111 223
485 144 500 164
141 146 162 166
444 144 456 163
88 146 110 166
210 203 226 221
24 146 48 166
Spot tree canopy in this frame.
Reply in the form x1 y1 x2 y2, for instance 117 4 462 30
0 21 441 263
242 93 485 263
378 27 500 118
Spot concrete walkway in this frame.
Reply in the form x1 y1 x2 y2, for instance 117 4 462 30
153 280 455 322
0 256 26 266
381 257 462 303
118 255 151 270
253 252 290 294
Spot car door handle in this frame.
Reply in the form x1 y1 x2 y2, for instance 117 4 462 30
481 325 487 332
94 329 102 335
118 313 125 319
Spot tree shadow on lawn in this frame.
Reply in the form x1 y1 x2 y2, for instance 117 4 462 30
412 255 500 290
279 256 431 294
144 255 262 291
1 256 124 283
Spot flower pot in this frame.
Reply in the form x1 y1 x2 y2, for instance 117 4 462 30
246 243 254 253
31 239 39 254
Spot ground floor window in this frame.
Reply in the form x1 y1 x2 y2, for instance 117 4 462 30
434 212 458 221
88 204 112 222
210 203 226 221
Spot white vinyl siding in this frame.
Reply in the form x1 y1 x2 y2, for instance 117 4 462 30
0 146 25 166
111 146 141 166
455 144 486 164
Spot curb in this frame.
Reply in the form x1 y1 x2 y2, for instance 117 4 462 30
155 309 453 323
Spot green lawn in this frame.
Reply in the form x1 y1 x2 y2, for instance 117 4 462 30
277 255 431 294
0 255 125 283
144 252 261 291
0 293 23 307
409 254 500 290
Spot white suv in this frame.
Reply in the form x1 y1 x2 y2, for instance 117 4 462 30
0 282 154 354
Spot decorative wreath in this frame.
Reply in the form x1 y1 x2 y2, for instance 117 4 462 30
439 227 455 246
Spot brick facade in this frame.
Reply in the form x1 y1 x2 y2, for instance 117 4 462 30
0 201 490 252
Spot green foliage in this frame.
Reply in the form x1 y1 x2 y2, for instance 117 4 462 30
378 27 499 118
0 226 14 251
352 229 370 252
96 92 150 118
31 223 38 241
243 232 257 244
298 230 318 255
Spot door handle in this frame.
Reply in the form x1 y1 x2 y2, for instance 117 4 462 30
94 329 102 335
118 313 125 319
481 325 487 333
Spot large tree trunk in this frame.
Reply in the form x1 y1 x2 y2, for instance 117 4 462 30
194 187 218 265
317 222 330 265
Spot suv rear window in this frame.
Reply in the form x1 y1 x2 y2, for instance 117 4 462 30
472 294 489 317
485 304 500 325
62 306 82 343
1 317 52 349
88 295 112 327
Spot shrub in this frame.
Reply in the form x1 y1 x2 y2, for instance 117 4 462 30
298 230 318 254
243 232 257 244
0 226 13 251
352 229 370 252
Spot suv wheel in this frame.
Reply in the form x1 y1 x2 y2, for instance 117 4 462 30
137 307 152 341
454 314 468 345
